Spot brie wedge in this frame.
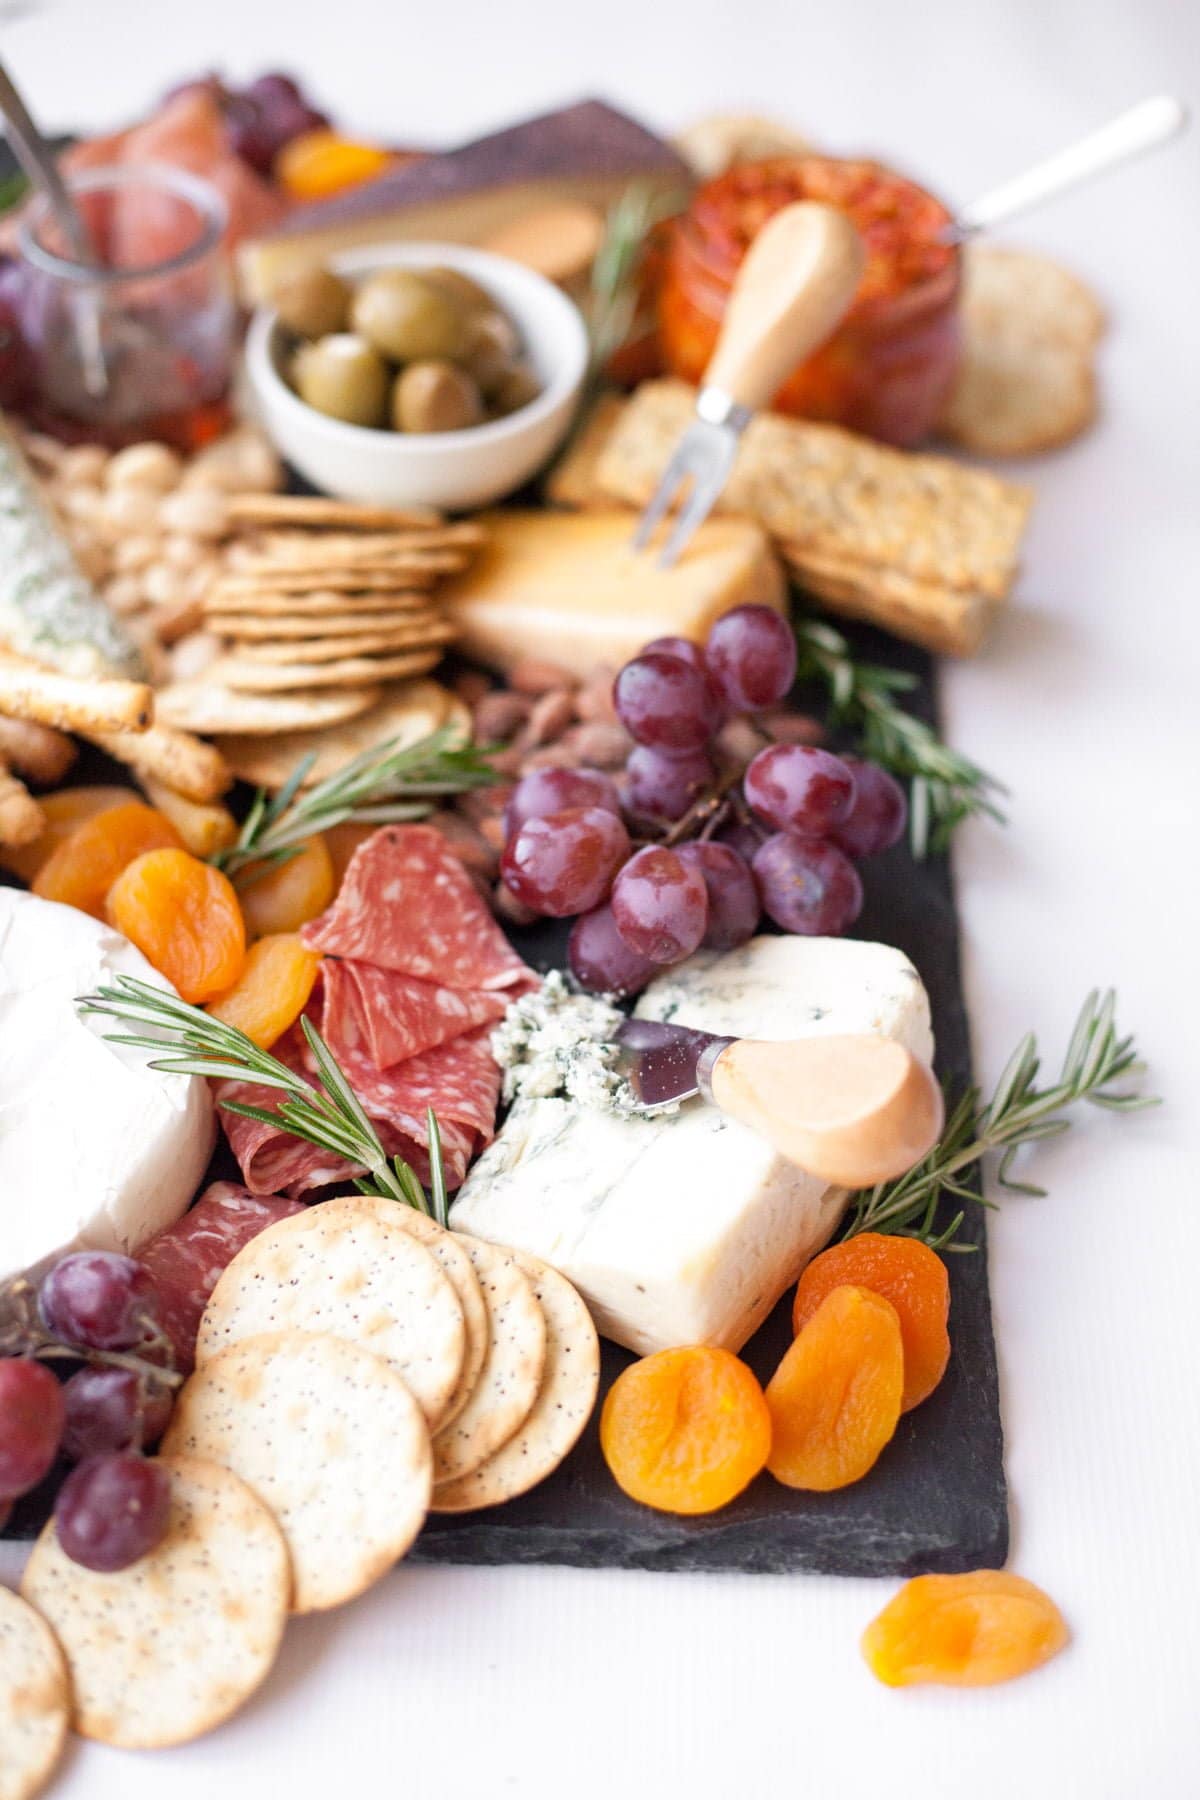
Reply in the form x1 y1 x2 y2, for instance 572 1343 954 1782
451 936 933 1354
0 889 215 1284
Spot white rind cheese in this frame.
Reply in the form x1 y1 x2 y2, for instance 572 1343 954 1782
451 936 934 1354
0 889 215 1284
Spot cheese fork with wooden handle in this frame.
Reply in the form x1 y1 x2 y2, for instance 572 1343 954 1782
613 1017 943 1188
631 200 865 569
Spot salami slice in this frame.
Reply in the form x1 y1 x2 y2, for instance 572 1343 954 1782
137 1181 305 1371
302 825 536 994
321 959 509 1070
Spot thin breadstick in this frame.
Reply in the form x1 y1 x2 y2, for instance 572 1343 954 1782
88 724 232 803
138 776 239 857
0 762 46 847
0 714 77 785
0 653 152 734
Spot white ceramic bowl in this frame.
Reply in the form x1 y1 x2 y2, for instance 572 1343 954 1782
245 242 589 510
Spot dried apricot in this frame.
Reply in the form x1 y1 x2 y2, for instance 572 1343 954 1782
600 1345 771 1514
766 1285 903 1491
107 847 246 1003
324 821 376 888
237 834 335 939
0 784 133 885
863 1571 1069 1687
33 799 183 918
207 933 322 1048
793 1233 950 1411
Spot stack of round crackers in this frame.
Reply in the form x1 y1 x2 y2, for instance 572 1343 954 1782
156 496 484 740
16 1199 598 1771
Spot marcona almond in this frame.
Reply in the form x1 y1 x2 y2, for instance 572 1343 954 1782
112 534 161 573
508 657 578 696
520 690 575 748
474 691 533 742
159 488 231 540
105 441 183 493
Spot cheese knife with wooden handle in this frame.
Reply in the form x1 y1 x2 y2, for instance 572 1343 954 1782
613 1017 943 1188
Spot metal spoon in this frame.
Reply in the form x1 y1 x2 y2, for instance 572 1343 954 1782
0 56 108 396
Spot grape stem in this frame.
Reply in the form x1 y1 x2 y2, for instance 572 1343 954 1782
659 766 744 848
0 1275 184 1388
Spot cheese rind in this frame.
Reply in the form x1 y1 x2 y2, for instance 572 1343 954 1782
442 510 786 679
0 889 215 1283
451 937 933 1353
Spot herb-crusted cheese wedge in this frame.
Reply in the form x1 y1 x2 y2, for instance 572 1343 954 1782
0 415 142 678
450 936 933 1355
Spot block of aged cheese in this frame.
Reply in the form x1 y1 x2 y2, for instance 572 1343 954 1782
450 937 933 1354
440 509 786 679
239 99 689 302
0 889 215 1285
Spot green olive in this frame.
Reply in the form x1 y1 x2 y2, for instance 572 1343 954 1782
490 363 543 418
271 264 352 339
351 269 466 362
392 360 484 434
462 310 523 397
421 265 497 319
292 334 389 428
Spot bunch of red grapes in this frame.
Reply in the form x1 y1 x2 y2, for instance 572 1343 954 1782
499 605 907 996
166 70 330 174
0 1252 176 1571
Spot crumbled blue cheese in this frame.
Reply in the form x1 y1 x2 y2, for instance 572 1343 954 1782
492 971 638 1115
0 417 142 678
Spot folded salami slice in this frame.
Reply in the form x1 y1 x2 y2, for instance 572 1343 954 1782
321 958 509 1070
302 824 537 994
137 1181 305 1371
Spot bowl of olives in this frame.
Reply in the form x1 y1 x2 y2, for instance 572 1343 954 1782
245 242 589 508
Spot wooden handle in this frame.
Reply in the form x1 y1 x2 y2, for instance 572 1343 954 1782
702 202 865 413
706 1034 943 1188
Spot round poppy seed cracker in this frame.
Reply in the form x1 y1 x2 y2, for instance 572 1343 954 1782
209 607 443 640
162 1330 432 1614
212 650 442 692
0 1585 70 1800
230 621 457 664
156 678 384 735
196 1205 465 1427
226 494 443 530
205 586 437 618
432 1249 599 1511
431 1234 546 1486
214 679 455 789
21 1456 288 1751
316 1197 489 1432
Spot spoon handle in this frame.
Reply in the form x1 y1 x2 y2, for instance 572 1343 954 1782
0 59 94 262
955 94 1188 239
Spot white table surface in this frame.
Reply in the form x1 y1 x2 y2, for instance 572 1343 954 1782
3 1 1198 1794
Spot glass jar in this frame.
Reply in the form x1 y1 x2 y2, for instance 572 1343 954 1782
658 156 962 446
16 164 236 448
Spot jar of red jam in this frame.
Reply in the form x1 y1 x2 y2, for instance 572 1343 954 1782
657 156 962 446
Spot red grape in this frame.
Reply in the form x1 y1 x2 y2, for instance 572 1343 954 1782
705 605 797 712
62 1367 174 1461
613 652 719 754
39 1252 162 1354
641 635 709 672
743 744 856 837
752 833 863 935
611 846 709 964
0 1359 65 1498
500 806 629 917
624 745 714 822
831 758 908 858
55 1452 172 1573
0 1498 11 1533
503 766 621 838
714 816 768 863
676 842 761 950
567 904 659 997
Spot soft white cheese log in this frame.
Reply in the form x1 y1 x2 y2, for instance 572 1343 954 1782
0 889 215 1284
452 936 933 1354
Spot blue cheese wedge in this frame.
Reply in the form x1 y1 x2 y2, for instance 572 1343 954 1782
451 936 933 1354
0 414 142 678
0 889 214 1285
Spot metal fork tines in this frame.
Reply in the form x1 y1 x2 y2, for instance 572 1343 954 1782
631 388 753 569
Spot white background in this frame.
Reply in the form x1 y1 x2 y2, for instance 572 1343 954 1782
2 1 1198 1794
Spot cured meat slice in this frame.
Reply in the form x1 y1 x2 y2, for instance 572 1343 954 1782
321 958 509 1069
136 1181 305 1371
302 825 536 994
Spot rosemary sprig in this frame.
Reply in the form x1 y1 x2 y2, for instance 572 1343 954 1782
843 990 1156 1251
793 616 1007 858
77 975 450 1227
584 181 685 387
211 724 499 882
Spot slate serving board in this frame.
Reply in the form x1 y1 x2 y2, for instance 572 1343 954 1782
413 627 1008 1577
